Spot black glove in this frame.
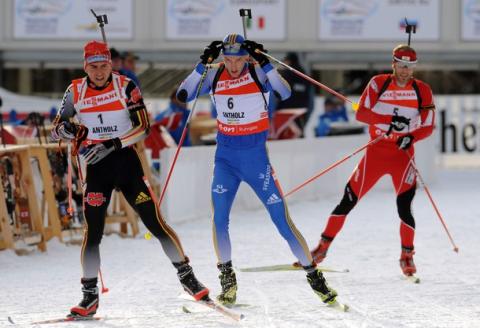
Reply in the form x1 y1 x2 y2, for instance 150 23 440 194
397 134 414 150
241 40 270 67
52 121 79 141
390 115 410 132
81 139 120 165
200 41 223 64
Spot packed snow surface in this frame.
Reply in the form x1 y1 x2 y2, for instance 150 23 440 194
1 169 479 328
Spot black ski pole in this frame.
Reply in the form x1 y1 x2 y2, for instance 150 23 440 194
0 97 5 148
90 9 109 44
239 9 252 38
404 17 416 46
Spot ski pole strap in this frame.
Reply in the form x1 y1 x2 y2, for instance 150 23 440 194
72 125 89 156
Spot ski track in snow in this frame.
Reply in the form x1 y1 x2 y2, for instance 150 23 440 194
1 169 479 328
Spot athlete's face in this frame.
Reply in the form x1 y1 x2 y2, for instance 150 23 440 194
392 62 415 86
85 62 112 87
223 55 249 78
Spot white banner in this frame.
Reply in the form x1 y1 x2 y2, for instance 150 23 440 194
14 0 133 40
462 0 480 40
318 0 439 41
166 0 286 40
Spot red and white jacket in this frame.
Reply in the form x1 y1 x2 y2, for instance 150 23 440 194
356 74 435 144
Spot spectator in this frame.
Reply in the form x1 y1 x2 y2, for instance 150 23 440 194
275 52 313 137
315 96 349 137
155 89 191 146
109 47 122 72
49 106 58 123
120 51 141 87
8 109 22 125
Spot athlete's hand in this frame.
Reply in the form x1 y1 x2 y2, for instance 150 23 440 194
242 40 270 67
82 140 117 165
397 134 414 150
52 121 78 141
390 115 410 132
200 41 223 64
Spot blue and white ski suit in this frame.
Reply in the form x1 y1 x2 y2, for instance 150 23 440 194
178 61 313 266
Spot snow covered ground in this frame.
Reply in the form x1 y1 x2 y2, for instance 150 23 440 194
1 168 479 328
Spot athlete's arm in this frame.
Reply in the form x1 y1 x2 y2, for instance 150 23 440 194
51 84 79 140
54 84 76 124
114 81 150 149
177 63 217 102
410 82 435 142
356 76 392 125
254 63 291 100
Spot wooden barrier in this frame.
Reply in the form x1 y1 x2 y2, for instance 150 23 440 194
0 178 14 250
0 140 156 252
29 144 62 242
0 145 46 253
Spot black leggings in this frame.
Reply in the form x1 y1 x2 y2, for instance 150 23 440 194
331 182 416 228
81 147 185 278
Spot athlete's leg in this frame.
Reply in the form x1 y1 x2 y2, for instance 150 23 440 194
243 147 337 304
312 145 386 263
72 154 116 317
322 147 385 241
117 148 186 263
211 151 241 305
243 148 312 266
390 148 417 248
81 163 113 279
117 148 209 300
211 156 241 264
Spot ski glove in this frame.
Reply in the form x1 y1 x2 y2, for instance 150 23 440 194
390 115 410 132
200 41 223 64
52 121 78 141
82 139 121 165
242 40 270 67
397 134 414 150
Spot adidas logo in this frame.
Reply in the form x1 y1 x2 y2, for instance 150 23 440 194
266 193 282 205
135 192 152 205
213 185 228 194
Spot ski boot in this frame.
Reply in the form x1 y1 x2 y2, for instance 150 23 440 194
174 260 209 301
70 278 99 317
399 247 416 276
306 267 337 304
217 261 237 305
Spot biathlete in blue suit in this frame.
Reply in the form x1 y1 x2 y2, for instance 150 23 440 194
178 34 338 306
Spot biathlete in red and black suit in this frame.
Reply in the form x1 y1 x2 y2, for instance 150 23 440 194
306 45 435 277
52 40 209 318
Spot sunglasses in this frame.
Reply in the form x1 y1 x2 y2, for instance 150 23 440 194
394 61 417 69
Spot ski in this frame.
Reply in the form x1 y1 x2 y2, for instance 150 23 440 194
179 294 245 321
239 264 349 273
328 300 350 312
404 274 421 284
30 315 103 325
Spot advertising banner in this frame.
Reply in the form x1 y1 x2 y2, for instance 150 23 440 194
318 0 439 41
14 0 133 40
166 0 286 40
462 0 480 40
